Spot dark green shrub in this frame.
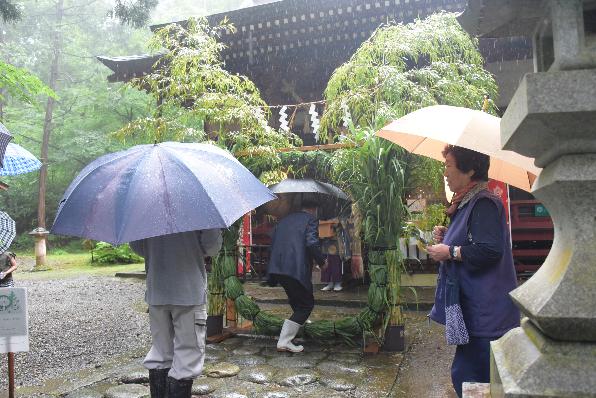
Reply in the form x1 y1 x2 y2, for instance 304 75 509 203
11 232 35 251
92 242 143 264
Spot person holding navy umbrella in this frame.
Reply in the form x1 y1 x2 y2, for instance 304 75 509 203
130 229 222 397
51 142 276 398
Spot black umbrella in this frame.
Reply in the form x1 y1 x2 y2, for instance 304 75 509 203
0 122 13 168
268 178 350 220
0 211 16 253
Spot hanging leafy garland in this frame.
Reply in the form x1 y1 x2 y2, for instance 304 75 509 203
212 13 498 342
119 13 498 343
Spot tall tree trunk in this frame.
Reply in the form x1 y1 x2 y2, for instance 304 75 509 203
35 0 63 266
38 0 63 228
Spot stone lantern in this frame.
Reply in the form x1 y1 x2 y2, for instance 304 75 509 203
29 227 49 267
459 0 596 397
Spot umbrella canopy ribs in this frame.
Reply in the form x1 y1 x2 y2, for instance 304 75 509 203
51 142 276 245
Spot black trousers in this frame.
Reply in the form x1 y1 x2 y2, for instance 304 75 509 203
451 336 493 397
273 274 314 325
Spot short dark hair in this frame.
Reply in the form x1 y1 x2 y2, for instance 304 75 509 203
301 199 319 209
442 145 490 182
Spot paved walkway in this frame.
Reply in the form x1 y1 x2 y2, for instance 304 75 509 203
3 279 455 398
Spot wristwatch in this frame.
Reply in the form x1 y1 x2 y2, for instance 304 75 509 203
449 245 456 260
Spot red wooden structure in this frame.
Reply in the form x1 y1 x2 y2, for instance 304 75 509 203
510 199 553 277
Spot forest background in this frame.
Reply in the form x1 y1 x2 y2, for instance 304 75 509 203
0 0 253 249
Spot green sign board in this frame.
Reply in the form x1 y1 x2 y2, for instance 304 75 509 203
534 204 550 217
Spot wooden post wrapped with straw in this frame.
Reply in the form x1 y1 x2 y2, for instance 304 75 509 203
207 254 226 316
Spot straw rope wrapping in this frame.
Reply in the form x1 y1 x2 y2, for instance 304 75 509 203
216 252 388 346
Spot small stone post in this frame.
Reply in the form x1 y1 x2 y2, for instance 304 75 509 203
28 227 49 267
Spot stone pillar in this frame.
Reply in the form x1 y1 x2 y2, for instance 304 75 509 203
490 0 596 396
29 227 49 267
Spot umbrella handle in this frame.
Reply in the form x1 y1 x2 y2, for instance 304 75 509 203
482 95 490 112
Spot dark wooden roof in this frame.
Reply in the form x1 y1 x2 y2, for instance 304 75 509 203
97 0 532 104
96 54 163 83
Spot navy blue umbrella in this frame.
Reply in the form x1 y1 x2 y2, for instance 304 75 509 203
51 142 276 245
269 178 348 200
268 178 350 220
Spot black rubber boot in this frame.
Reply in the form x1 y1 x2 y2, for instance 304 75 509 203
148 368 169 398
166 376 193 398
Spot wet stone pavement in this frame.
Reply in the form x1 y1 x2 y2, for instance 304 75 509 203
3 276 454 398
42 335 404 398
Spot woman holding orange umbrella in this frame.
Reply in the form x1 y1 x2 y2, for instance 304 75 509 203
426 145 519 397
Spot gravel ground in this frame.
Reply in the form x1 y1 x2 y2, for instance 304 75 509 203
0 276 151 389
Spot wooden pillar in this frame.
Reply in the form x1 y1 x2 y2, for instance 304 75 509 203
226 298 236 328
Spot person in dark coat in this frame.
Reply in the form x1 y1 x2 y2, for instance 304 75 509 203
426 145 520 397
267 199 327 352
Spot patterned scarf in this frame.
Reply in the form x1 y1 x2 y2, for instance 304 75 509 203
445 181 489 217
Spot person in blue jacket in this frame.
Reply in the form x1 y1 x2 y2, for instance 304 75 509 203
426 145 520 398
267 199 327 352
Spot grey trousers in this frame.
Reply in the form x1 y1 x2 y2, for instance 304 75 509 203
143 304 207 380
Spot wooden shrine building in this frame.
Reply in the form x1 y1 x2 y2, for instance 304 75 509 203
97 0 534 141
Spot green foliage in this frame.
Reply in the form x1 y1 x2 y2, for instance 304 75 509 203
321 12 498 137
330 131 407 248
0 61 56 105
91 242 143 264
0 0 152 230
0 0 21 23
333 316 365 346
410 203 448 231
258 168 287 187
114 16 301 189
111 0 158 28
278 150 333 181
10 232 35 251
117 17 298 153
322 13 498 327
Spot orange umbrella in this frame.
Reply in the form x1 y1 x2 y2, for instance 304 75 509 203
376 105 540 192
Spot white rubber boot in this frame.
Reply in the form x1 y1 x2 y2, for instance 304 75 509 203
321 282 334 291
277 319 304 353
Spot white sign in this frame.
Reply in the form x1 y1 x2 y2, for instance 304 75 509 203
0 287 29 353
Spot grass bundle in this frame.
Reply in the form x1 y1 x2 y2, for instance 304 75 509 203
234 294 260 320
304 320 335 340
356 307 379 334
253 311 284 335
219 253 237 279
334 315 364 346
385 249 405 325
368 263 387 285
367 282 387 313
207 292 226 316
207 253 226 316
223 276 244 300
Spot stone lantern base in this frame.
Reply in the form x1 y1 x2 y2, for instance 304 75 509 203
490 319 596 397
29 227 50 267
